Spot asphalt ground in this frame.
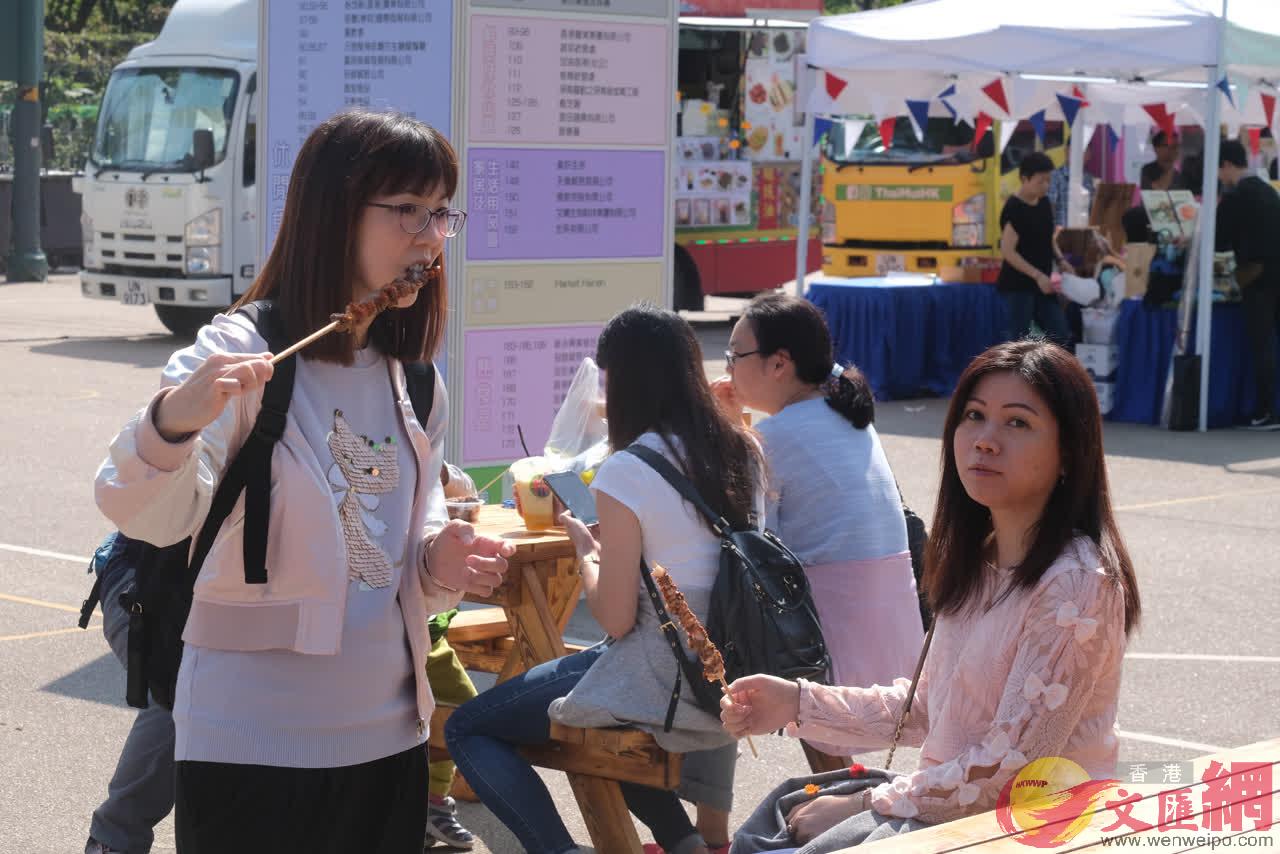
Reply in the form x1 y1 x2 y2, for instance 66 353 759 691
1 278 1276 853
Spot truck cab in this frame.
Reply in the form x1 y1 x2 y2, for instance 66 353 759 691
74 0 258 336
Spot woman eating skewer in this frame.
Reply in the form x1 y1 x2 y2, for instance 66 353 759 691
93 110 513 853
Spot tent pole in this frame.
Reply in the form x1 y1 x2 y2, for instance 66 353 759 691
795 109 818 298
1196 3 1228 432
1067 108 1088 226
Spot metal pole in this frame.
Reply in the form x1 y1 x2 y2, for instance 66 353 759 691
6 0 48 282
794 108 816 298
1195 3 1228 431
1066 108 1087 226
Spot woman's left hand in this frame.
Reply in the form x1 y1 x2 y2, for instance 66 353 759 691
785 792 869 843
425 519 515 597
559 510 600 558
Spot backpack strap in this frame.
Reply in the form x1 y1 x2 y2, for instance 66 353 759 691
622 444 734 536
638 558 715 731
403 360 436 425
189 301 297 585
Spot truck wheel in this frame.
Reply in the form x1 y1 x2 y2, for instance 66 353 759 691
154 304 217 338
674 248 704 313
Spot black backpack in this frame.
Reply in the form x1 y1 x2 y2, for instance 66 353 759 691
79 301 437 710
623 444 830 729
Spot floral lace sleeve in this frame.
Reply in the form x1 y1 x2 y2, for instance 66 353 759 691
872 567 1126 825
786 670 931 751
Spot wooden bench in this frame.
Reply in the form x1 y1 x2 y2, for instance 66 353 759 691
852 737 1280 852
430 701 682 852
447 605 590 675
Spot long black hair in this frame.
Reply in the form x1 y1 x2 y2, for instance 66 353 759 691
597 304 763 531
924 339 1141 635
742 293 875 428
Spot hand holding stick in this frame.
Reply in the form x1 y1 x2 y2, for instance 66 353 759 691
651 564 758 758
270 261 439 365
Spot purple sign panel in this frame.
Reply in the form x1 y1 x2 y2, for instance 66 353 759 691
466 148 665 261
463 325 602 464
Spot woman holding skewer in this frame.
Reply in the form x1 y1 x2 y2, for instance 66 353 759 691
94 110 513 853
445 304 764 854
722 340 1141 852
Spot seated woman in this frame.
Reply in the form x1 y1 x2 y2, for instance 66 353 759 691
723 339 1141 852
445 304 764 854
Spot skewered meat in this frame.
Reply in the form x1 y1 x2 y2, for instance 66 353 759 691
330 260 440 331
652 564 725 684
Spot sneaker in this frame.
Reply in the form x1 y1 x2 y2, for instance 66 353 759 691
85 840 124 854
1246 413 1280 431
425 796 475 850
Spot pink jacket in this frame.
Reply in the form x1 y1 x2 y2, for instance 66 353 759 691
94 313 461 732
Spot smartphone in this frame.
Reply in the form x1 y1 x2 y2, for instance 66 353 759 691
543 470 599 526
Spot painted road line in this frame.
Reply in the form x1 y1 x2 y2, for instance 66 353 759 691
1116 729 1227 754
0 625 98 642
1115 486 1280 513
0 592 89 614
0 543 91 564
1125 652 1280 664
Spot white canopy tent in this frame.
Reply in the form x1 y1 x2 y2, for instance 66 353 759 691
797 0 1280 431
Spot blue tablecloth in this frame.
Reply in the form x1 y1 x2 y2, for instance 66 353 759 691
1111 298 1280 427
806 279 1007 401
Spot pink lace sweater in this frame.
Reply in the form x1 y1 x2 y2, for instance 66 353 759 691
788 537 1128 825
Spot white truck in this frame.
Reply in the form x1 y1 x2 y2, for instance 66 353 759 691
74 0 258 336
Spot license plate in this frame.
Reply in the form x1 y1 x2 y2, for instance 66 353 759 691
876 253 906 275
122 280 149 306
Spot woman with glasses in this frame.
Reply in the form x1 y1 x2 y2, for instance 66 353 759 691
94 110 511 853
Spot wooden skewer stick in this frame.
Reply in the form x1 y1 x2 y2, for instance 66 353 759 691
718 676 758 758
269 320 341 365
475 466 510 498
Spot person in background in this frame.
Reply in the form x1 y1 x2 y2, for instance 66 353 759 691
1216 138 1280 430
724 340 1141 852
1048 162 1094 229
997 152 1070 345
1140 131 1186 191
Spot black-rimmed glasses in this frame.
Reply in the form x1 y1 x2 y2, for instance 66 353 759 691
367 203 468 237
725 348 762 367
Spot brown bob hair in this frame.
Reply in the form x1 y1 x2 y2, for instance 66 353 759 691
923 339 1141 635
238 110 457 364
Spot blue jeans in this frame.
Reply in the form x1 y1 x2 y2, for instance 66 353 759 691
88 533 177 854
444 646 701 854
1001 289 1071 346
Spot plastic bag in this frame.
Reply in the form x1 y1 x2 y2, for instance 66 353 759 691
544 358 607 464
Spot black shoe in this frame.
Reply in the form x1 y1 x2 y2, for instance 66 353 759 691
1245 413 1280 431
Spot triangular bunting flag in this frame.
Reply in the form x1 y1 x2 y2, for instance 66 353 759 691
971 111 993 151
1262 92 1276 129
906 99 931 142
982 78 1010 115
878 117 897 150
937 84 957 100
998 120 1017 156
1071 85 1091 108
1248 126 1262 156
825 72 848 101
1105 126 1120 151
1142 103 1177 140
1029 109 1047 146
813 117 833 147
1056 93 1083 129
1217 75 1235 108
843 119 868 159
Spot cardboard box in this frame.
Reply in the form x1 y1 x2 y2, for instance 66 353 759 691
1090 182 1137 250
1077 343 1120 380
1056 227 1105 277
1124 243 1157 299
1082 306 1122 345
1094 381 1115 415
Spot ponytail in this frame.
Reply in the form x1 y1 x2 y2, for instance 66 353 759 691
823 363 875 429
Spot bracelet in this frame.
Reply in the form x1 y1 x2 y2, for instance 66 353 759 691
423 566 461 594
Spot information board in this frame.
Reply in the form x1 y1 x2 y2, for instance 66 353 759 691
261 0 453 254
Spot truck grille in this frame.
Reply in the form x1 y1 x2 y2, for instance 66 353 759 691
103 263 188 279
94 231 184 273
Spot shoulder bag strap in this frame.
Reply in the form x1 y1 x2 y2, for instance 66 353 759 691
621 444 733 536
403 360 436 425
638 558 717 731
884 622 935 770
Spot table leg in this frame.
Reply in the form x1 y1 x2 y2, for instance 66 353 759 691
568 773 643 853
498 557 580 683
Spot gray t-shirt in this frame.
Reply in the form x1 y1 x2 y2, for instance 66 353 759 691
755 399 907 565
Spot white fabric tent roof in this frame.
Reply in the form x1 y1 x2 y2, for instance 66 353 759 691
809 0 1280 81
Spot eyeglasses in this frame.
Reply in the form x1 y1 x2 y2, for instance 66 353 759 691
725 348 762 367
367 203 468 237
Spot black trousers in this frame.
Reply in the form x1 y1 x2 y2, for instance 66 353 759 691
174 746 429 854
1242 279 1280 418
